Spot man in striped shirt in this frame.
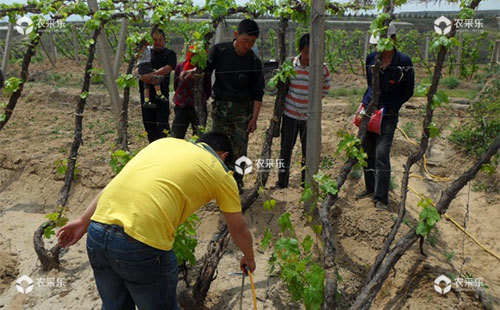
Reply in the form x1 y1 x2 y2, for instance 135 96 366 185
276 33 331 188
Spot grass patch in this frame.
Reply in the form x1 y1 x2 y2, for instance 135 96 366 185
449 73 500 157
440 76 460 89
400 121 417 139
349 165 363 180
441 88 476 100
329 87 364 98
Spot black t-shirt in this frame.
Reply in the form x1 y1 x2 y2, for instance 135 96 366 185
139 47 177 101
204 42 264 102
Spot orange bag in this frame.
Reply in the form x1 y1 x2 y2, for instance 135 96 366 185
353 103 384 135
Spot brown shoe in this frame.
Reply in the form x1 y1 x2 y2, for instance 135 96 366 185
355 189 373 199
375 201 389 211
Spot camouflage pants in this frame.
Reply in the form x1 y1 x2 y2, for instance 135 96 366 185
211 100 253 184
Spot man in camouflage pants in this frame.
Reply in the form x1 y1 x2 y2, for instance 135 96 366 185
212 100 253 171
203 19 265 190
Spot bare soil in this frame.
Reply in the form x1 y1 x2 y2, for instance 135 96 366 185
0 59 498 309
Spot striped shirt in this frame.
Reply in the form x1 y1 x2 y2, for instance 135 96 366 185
283 56 331 121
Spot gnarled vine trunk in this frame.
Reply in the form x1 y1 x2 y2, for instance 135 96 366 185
33 29 100 271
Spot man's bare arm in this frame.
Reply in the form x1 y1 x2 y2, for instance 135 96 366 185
140 65 174 83
223 211 256 273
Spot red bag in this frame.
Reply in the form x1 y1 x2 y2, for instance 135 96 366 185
353 103 384 135
183 45 195 71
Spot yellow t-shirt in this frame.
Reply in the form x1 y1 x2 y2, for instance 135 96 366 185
91 138 241 251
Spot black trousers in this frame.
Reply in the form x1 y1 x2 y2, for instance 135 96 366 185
141 97 170 143
278 114 307 188
172 105 202 139
362 115 398 204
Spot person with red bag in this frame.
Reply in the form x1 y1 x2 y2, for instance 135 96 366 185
355 23 414 211
171 46 211 139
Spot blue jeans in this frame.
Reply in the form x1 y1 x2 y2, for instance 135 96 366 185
86 221 179 310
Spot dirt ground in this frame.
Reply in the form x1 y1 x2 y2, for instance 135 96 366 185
0 59 499 309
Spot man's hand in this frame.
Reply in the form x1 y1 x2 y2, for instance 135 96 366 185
140 72 154 84
246 118 257 133
57 218 88 248
247 101 262 133
180 69 195 81
240 256 256 274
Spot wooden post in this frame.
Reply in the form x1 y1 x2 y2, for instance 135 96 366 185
213 22 226 86
48 31 58 61
87 0 122 119
455 32 463 76
72 24 79 64
260 31 265 62
363 30 370 58
40 34 57 67
424 36 429 62
114 18 128 78
1 23 14 75
305 0 325 202
275 35 279 60
490 40 500 69
215 22 225 43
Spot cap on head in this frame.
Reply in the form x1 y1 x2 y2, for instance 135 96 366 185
369 22 396 44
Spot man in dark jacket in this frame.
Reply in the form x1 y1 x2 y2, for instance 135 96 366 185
356 23 415 211
139 26 177 142
203 19 265 190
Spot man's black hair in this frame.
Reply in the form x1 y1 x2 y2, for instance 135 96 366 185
299 33 310 51
237 19 259 37
151 25 166 38
198 131 234 164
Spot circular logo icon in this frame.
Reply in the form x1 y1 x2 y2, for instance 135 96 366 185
16 275 34 294
235 156 252 175
434 275 452 295
15 16 34 35
434 16 452 35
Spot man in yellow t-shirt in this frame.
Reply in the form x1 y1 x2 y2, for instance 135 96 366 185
57 132 255 310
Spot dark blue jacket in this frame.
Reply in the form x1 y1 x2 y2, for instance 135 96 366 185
361 49 414 114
